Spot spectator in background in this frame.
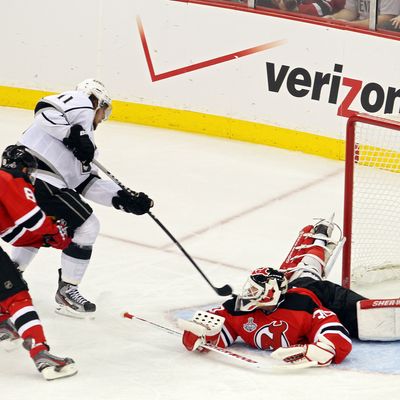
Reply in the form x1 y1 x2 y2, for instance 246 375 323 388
256 0 345 17
327 0 400 28
380 14 400 30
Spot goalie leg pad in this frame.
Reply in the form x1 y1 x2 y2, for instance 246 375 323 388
357 299 400 341
280 218 343 281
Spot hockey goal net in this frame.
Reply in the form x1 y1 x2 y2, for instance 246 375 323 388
342 113 400 288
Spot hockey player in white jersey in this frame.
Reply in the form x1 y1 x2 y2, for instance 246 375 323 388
11 79 154 317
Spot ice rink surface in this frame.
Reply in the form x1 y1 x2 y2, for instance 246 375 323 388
0 106 399 399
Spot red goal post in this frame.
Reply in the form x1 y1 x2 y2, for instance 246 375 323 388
342 113 400 288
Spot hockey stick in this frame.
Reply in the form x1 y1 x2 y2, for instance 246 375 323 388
92 159 233 296
123 312 318 371
122 312 269 370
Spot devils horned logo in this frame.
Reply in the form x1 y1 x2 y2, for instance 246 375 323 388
254 321 290 350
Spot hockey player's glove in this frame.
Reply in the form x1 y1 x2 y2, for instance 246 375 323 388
271 335 335 367
43 219 72 250
177 311 225 352
63 124 95 165
112 189 154 215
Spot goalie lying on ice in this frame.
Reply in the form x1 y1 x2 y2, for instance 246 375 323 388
179 217 400 367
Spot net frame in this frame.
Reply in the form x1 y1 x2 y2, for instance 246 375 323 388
342 113 400 288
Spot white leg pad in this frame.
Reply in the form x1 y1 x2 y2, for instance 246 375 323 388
357 299 400 341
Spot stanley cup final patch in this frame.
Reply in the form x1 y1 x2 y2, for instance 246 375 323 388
243 317 257 333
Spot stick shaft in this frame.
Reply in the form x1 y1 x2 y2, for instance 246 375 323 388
122 312 262 368
93 159 232 296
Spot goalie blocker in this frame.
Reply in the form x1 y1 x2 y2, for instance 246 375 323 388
178 311 225 352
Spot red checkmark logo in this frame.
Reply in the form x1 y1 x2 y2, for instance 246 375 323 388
137 16 286 82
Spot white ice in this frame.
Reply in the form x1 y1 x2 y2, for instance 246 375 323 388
0 107 399 399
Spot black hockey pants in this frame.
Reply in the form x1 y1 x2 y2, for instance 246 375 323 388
289 277 367 339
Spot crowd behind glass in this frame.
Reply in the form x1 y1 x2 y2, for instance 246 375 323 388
195 0 400 33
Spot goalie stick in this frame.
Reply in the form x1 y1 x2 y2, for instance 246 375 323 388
122 312 311 371
92 159 233 296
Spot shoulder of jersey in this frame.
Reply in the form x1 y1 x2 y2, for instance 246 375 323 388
45 91 94 110
0 168 27 181
280 289 319 314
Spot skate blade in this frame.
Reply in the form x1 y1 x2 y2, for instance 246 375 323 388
0 338 21 352
55 304 95 320
41 363 78 381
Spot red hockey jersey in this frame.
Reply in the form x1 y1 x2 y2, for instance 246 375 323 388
210 287 352 364
0 169 61 248
298 0 345 16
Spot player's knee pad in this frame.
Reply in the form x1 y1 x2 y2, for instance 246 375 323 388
357 299 400 341
0 248 28 302
72 213 100 246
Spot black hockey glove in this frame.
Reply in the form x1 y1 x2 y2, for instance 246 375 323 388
63 124 95 165
112 189 154 215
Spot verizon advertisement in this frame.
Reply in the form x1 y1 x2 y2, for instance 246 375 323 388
1 0 399 140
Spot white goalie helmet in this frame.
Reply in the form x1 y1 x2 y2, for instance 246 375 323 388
235 267 288 313
76 78 112 120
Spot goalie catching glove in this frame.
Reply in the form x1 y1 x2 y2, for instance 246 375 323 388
112 189 154 215
178 311 225 352
271 335 335 367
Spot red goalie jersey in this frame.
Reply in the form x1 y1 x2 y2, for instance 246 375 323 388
209 287 352 364
0 169 70 249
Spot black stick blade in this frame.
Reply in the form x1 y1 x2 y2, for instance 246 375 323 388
215 284 233 296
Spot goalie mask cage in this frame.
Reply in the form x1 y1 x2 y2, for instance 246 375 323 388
342 113 400 288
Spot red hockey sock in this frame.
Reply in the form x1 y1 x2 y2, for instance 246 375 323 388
5 291 48 358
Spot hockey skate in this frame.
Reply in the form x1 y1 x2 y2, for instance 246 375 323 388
28 342 78 380
0 318 21 351
55 280 96 319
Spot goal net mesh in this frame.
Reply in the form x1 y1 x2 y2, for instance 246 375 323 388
350 117 400 284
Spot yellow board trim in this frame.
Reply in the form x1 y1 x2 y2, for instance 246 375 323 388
0 85 345 161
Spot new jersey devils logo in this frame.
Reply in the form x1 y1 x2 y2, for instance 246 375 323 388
254 321 290 350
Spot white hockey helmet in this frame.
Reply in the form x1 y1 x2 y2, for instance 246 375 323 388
235 267 288 313
76 78 112 120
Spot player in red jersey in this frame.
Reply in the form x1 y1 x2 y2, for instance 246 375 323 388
180 218 400 368
0 145 77 380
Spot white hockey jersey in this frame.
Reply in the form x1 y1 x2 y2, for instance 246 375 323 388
19 90 120 206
